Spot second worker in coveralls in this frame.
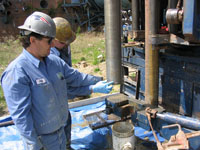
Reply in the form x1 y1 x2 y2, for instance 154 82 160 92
1 11 113 150
50 17 103 149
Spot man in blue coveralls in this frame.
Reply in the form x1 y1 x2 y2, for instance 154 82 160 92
51 17 103 150
51 17 103 99
0 11 113 150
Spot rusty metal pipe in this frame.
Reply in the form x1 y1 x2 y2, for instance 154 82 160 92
145 0 160 106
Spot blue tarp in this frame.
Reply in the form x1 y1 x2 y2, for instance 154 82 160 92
0 101 165 150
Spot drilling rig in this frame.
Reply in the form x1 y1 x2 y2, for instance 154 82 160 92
103 0 200 149
1 0 200 149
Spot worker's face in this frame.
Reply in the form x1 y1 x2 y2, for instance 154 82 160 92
52 39 66 50
30 36 54 61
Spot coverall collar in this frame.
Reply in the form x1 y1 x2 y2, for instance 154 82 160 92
51 47 61 56
23 49 51 68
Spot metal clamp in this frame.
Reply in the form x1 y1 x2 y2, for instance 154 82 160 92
145 107 200 150
145 107 164 150
162 124 200 150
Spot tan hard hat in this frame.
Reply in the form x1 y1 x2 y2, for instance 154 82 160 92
53 17 76 45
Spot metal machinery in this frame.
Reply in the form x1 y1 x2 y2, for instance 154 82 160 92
62 0 131 31
1 0 200 149
0 0 131 37
104 0 200 149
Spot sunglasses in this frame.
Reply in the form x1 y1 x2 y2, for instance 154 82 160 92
43 37 54 44
48 38 53 44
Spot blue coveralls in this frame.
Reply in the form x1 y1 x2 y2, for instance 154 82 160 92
50 46 102 99
1 49 99 150
50 46 102 149
51 46 72 68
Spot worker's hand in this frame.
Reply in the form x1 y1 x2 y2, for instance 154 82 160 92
92 80 114 94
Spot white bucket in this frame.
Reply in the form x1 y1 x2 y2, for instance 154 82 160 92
112 121 135 150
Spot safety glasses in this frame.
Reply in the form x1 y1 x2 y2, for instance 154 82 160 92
47 37 53 44
43 37 54 45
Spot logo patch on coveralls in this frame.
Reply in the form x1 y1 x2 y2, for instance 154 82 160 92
36 78 46 84
56 72 64 80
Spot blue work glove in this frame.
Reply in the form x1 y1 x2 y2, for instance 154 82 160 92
92 80 114 94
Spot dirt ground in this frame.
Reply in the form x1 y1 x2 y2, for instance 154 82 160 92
73 61 107 83
0 105 8 117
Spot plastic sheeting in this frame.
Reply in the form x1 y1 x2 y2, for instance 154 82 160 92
69 101 112 150
0 101 165 150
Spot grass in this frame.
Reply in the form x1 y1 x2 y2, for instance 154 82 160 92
0 86 7 116
94 67 100 72
0 37 22 75
70 32 120 99
0 37 22 116
71 32 105 65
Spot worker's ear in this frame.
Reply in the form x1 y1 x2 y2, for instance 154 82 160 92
29 36 36 44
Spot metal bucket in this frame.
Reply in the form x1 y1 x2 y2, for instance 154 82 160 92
112 121 135 150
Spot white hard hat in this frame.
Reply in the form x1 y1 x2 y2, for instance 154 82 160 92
18 11 56 38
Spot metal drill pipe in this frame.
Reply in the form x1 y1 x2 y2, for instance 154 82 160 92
105 0 122 84
157 112 200 130
145 0 160 106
